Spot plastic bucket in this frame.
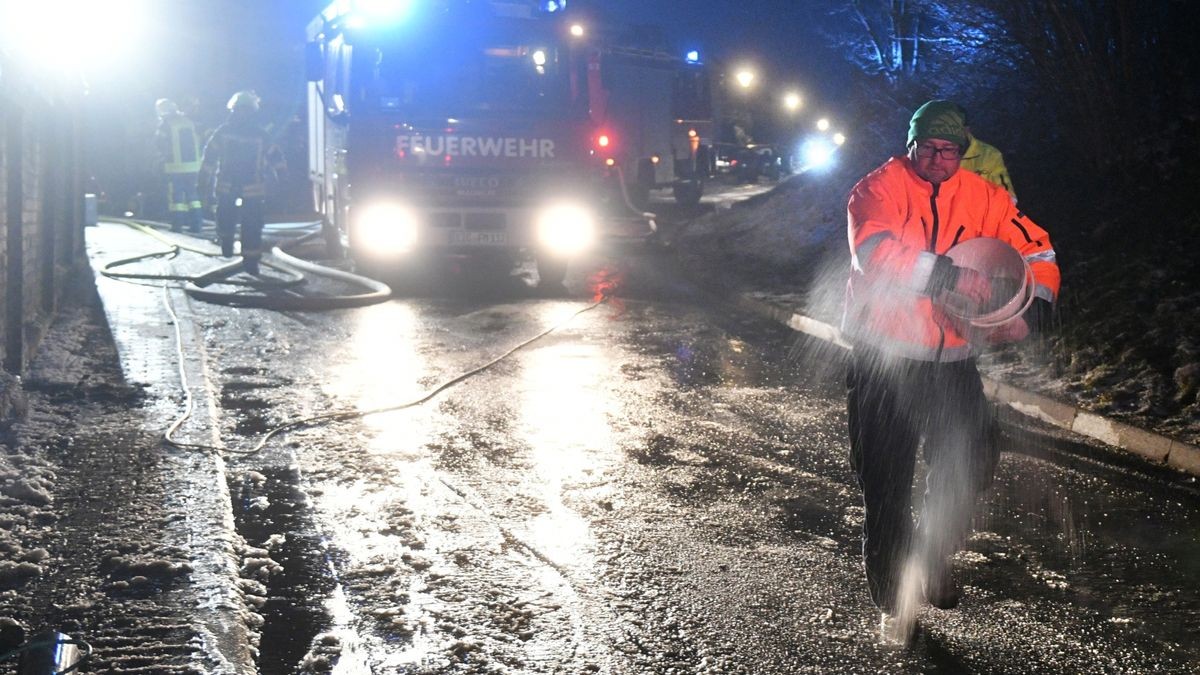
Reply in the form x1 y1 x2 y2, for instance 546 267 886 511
942 237 1034 328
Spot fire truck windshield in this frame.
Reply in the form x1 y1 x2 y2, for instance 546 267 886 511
363 27 573 118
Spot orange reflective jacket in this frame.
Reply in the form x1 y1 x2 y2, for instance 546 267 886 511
844 156 1059 361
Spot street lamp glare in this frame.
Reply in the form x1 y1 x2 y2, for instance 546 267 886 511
816 117 831 131
783 92 802 111
735 70 755 88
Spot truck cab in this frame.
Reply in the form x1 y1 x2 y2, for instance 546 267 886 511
306 1 711 285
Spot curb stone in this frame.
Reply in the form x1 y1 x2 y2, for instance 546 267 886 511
746 297 1200 479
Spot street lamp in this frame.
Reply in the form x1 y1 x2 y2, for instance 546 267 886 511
783 92 802 112
735 69 756 89
833 132 846 145
816 117 831 131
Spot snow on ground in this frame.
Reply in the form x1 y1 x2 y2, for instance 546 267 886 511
674 153 1199 447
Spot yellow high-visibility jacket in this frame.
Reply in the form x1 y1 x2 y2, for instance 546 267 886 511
156 114 202 174
960 136 1017 203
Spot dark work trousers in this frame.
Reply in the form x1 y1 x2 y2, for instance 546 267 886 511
216 193 265 272
846 347 999 612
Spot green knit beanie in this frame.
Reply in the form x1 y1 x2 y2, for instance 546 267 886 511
907 100 967 150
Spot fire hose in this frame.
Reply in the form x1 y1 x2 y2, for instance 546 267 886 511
96 217 613 455
100 218 391 310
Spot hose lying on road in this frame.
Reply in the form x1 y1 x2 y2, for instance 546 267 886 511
99 217 391 310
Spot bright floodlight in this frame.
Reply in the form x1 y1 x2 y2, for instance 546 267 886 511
783 92 802 111
532 49 548 66
7 0 146 74
833 132 846 145
816 118 831 131
570 23 585 37
735 69 755 88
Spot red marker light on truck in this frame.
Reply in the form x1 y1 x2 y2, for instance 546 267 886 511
597 134 611 148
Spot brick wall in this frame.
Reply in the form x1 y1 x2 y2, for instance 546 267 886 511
2 73 87 376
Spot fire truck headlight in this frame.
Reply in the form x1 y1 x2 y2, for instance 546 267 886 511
536 203 595 256
356 202 419 255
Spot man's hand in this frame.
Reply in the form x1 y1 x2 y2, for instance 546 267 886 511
950 266 991 309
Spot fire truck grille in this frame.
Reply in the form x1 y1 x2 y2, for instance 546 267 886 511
464 212 507 231
429 212 463 228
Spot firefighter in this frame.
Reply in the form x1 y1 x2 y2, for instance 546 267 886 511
154 98 204 232
198 91 286 274
842 100 1059 644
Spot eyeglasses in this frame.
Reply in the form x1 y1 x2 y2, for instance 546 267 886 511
914 144 962 160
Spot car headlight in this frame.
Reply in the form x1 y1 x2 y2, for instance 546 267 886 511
798 136 837 172
535 203 595 256
355 202 418 255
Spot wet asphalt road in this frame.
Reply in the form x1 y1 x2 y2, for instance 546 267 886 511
88 215 1199 674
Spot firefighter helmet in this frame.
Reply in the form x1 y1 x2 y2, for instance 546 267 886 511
155 98 179 116
226 90 261 112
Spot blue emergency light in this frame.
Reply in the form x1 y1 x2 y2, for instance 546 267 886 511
349 0 414 25
543 0 567 12
685 50 700 64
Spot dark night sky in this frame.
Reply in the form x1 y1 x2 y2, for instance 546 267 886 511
582 1 853 105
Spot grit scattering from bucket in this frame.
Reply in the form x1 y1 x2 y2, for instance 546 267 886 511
941 237 1035 329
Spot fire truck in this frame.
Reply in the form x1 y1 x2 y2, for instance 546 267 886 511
305 0 712 285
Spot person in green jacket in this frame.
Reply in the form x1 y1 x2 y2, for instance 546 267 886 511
955 105 1018 204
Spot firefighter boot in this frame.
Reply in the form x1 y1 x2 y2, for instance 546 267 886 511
242 255 260 276
220 237 235 257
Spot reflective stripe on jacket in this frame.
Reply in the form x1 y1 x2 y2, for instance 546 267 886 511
157 114 202 174
960 136 1016 203
844 156 1059 361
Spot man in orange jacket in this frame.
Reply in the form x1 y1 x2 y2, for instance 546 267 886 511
843 99 1059 644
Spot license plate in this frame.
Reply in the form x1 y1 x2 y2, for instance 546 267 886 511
448 231 507 246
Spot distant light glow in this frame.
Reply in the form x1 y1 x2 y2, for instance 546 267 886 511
532 49 548 66
353 0 414 20
543 0 566 12
570 23 585 37
800 136 837 171
685 50 700 64
833 132 846 145
816 117 831 131
735 69 755 88
596 134 610 148
783 92 802 111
